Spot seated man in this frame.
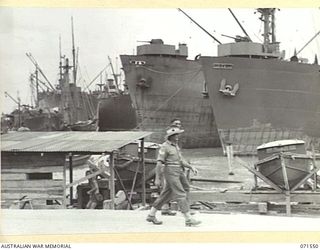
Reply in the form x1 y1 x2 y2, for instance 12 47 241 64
85 170 100 209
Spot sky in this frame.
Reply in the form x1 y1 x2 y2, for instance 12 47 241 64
0 7 319 113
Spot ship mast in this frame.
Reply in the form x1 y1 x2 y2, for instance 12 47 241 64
71 16 77 85
59 35 63 87
257 8 277 46
108 56 120 89
34 68 39 107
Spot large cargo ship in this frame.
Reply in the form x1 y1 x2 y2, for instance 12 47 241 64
120 39 220 148
2 31 99 133
200 8 320 154
55 57 99 129
18 56 98 131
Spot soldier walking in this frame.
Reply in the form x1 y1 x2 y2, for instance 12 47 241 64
146 127 201 226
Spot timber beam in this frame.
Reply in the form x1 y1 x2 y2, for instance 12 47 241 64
189 190 320 204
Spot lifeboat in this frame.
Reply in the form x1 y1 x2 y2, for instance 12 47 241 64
255 139 314 190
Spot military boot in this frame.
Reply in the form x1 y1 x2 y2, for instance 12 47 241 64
146 215 163 225
185 218 201 227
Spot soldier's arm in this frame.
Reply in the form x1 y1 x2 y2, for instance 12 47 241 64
155 145 167 186
181 157 192 168
155 161 164 177
181 157 198 174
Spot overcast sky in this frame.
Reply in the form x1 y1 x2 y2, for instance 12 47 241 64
0 7 319 113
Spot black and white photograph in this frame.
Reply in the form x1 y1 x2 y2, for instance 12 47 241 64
0 2 320 247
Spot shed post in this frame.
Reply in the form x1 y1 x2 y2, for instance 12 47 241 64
141 138 146 206
311 143 317 190
109 151 115 209
62 162 67 208
69 153 73 205
280 154 291 216
285 192 291 216
226 143 234 175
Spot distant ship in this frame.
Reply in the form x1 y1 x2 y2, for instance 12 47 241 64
200 8 320 154
55 56 99 130
120 39 220 148
97 56 137 132
5 55 99 132
2 18 99 133
97 78 137 131
2 90 64 133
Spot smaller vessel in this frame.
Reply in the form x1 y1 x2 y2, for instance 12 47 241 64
2 92 63 132
97 78 137 131
94 56 137 132
256 139 314 190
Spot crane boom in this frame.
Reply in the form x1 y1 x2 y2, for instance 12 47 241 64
30 74 48 91
228 8 252 42
4 91 20 105
26 53 55 91
297 30 320 56
4 91 22 127
177 8 222 44
85 64 109 90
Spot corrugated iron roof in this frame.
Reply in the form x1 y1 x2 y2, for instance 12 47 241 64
1 131 152 153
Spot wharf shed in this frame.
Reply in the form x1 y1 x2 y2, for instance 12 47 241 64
1 131 152 209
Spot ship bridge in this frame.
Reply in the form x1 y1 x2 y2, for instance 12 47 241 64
137 39 188 58
218 41 282 59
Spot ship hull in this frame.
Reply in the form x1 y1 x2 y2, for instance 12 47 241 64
120 55 220 148
200 56 320 154
97 95 137 131
9 111 63 131
23 114 63 131
38 90 98 131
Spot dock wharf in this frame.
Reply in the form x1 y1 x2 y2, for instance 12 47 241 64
1 133 319 216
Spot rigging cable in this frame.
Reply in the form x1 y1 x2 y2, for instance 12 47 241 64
133 67 202 129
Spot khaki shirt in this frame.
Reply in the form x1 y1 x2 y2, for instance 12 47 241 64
157 140 190 171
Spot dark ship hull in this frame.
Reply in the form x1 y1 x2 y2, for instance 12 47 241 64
200 56 320 154
97 94 137 131
6 108 64 132
120 54 220 148
23 90 98 132
21 112 63 131
38 90 98 129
